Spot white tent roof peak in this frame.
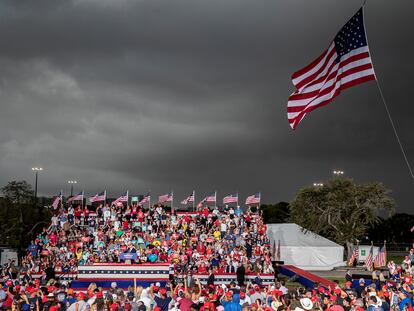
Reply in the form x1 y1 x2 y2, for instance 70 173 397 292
267 223 341 247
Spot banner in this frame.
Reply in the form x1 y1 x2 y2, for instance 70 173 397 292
131 196 139 202
120 253 137 261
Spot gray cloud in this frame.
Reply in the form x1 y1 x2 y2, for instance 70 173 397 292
0 0 413 211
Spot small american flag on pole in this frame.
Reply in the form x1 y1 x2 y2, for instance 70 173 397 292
287 8 375 129
111 191 128 206
158 192 173 203
348 245 359 267
223 194 238 204
89 190 106 203
138 192 151 206
245 193 261 205
364 245 374 271
51 191 62 210
181 191 194 205
67 191 84 204
374 243 387 267
204 192 216 203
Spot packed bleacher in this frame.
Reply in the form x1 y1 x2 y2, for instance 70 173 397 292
21 203 273 275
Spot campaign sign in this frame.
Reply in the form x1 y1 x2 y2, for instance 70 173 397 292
120 252 137 260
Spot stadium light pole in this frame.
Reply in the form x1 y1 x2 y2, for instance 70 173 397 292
333 170 344 176
68 180 77 197
31 167 43 208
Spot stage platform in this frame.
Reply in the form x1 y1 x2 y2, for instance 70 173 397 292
278 265 337 289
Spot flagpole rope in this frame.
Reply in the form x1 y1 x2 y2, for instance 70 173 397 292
375 81 414 180
363 4 414 180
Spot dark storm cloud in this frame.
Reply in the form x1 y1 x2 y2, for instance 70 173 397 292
0 0 413 211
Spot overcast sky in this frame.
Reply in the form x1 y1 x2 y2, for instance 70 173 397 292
0 0 413 212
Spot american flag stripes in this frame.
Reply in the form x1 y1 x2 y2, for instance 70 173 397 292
158 192 173 203
245 193 261 205
67 191 84 204
374 244 387 267
181 191 195 205
89 190 106 203
364 245 374 271
138 192 151 206
287 8 375 129
223 194 238 204
348 245 359 267
51 191 62 209
111 191 128 206
204 192 217 203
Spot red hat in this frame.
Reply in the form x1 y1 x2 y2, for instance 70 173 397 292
34 279 41 285
124 304 132 310
211 294 218 301
345 281 352 287
88 293 94 298
77 292 86 299
311 296 319 303
329 296 337 302
49 306 59 311
110 303 119 311
318 287 325 293
159 288 167 295
334 288 341 295
96 292 103 298
48 286 56 293
240 292 246 298
383 291 390 297
153 286 159 293
254 285 260 291
6 280 13 286
153 307 161 311
225 291 233 298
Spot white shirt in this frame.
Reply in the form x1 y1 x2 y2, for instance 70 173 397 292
67 300 88 311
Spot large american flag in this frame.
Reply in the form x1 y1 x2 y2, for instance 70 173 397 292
348 245 359 267
223 194 238 204
138 192 151 206
158 192 173 203
364 245 374 271
204 192 216 203
67 191 84 204
51 191 62 209
111 191 128 206
181 191 194 205
245 193 261 205
374 244 387 267
89 190 106 203
287 8 375 129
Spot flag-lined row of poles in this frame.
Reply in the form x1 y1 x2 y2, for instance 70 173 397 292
348 241 387 270
51 190 261 210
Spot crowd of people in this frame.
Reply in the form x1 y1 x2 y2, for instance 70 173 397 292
21 203 274 276
1 255 414 311
0 203 413 311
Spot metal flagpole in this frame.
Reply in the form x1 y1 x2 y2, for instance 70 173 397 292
192 190 195 212
104 190 107 207
215 191 217 209
171 191 174 211
81 190 84 210
60 190 63 211
363 3 414 180
126 190 129 207
148 192 151 210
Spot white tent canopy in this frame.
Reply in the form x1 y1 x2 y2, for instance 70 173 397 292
267 223 345 271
